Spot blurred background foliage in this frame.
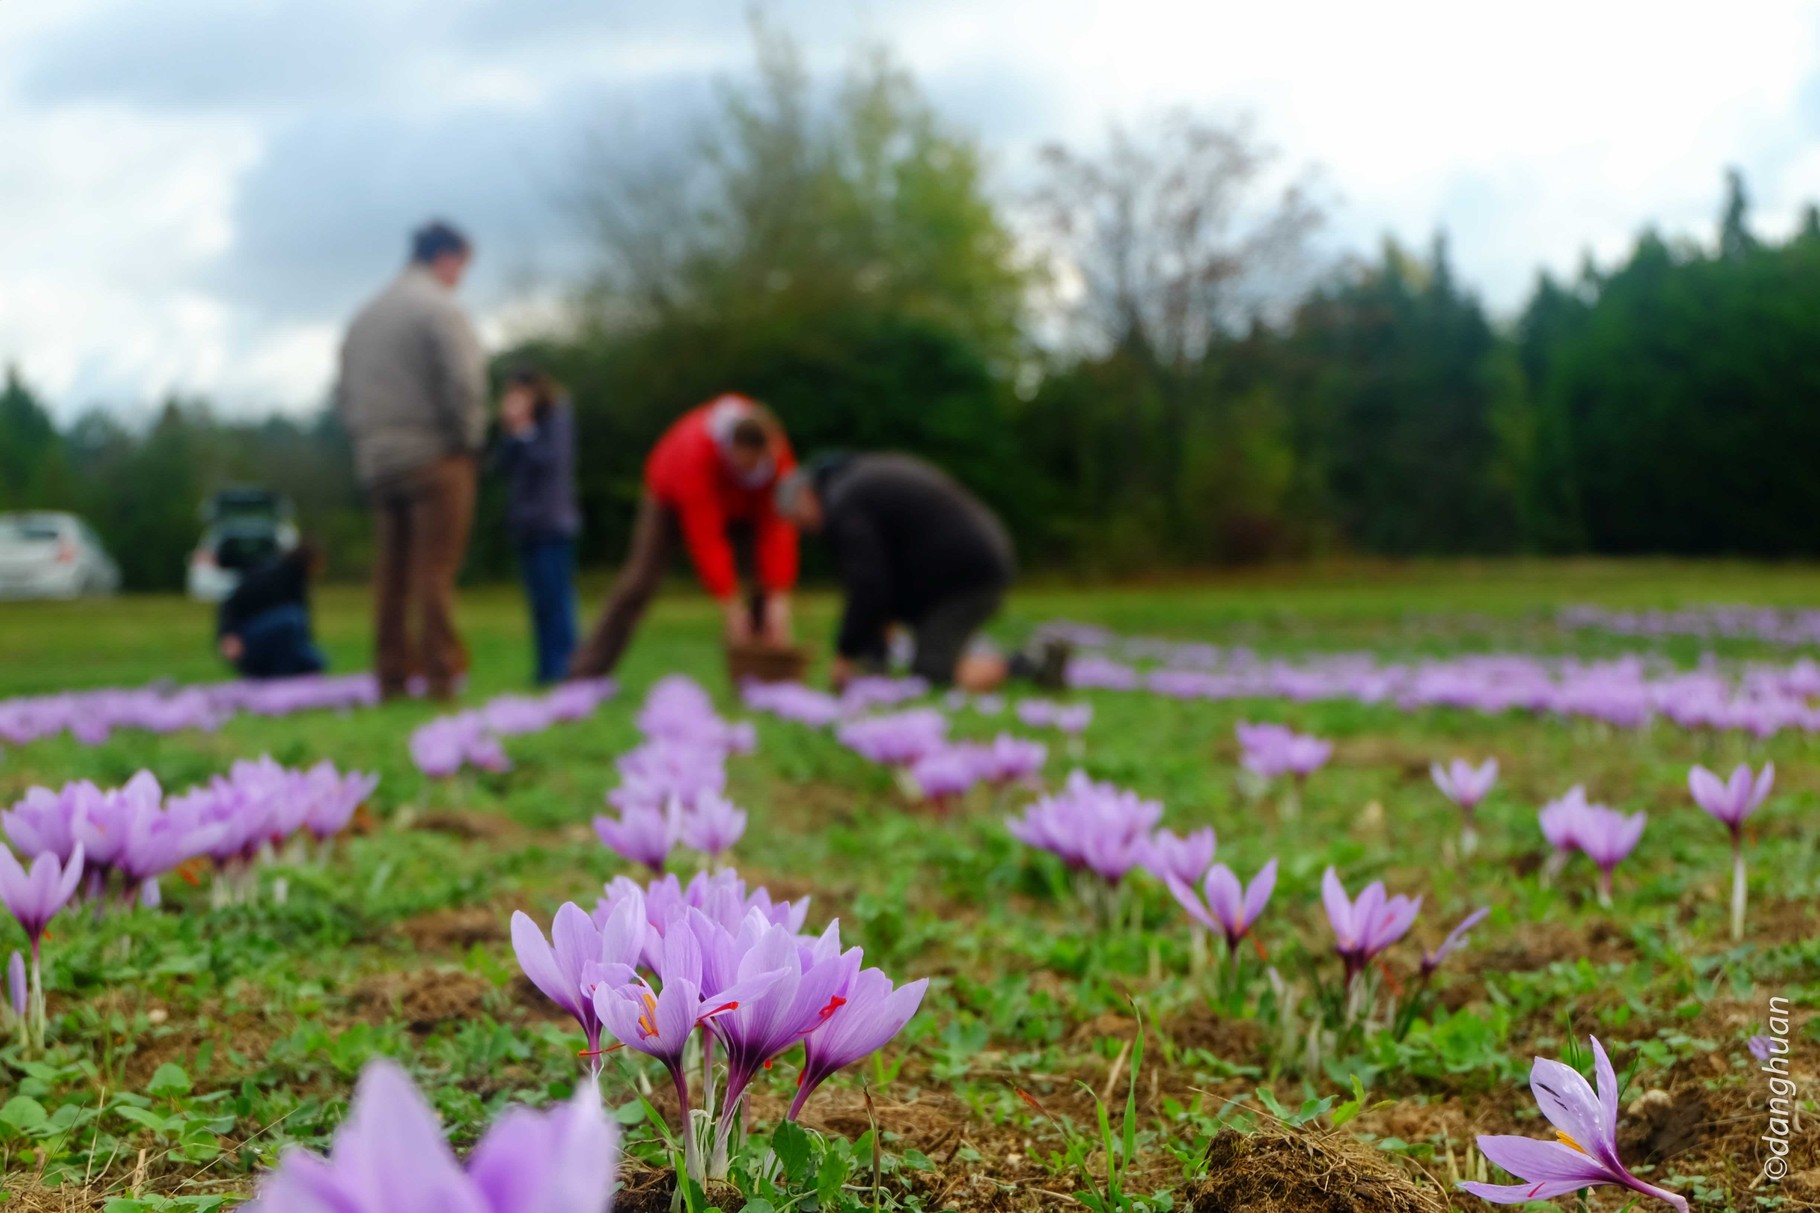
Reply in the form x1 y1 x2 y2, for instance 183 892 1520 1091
4 31 1817 589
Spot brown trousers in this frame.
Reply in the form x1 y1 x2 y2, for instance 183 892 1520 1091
569 496 761 678
369 453 477 699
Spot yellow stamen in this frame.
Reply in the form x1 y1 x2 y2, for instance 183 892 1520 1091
1556 1131 1588 1155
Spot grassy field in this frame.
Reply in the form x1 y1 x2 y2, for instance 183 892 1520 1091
1 562 1816 1211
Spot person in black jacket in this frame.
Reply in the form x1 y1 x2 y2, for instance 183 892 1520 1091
217 541 328 679
776 453 1064 691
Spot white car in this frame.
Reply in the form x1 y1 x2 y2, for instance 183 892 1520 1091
0 512 121 599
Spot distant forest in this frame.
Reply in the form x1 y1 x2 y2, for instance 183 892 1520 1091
5 33 1818 590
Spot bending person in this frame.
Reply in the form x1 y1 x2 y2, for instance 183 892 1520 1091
217 541 328 680
568 394 796 678
775 452 1065 692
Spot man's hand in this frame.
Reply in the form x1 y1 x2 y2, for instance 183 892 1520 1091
722 597 754 646
830 655 856 693
759 593 793 645
219 634 245 663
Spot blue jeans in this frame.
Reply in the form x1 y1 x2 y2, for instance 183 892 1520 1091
236 605 328 679
519 536 578 684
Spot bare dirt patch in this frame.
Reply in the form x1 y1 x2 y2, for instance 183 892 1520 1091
350 968 492 1031
1187 1125 1444 1212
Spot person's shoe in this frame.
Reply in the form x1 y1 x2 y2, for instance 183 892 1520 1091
1033 637 1073 691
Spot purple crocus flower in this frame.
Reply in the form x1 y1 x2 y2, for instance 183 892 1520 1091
1432 758 1498 811
300 762 380 842
1167 858 1276 958
1143 827 1217 888
1689 762 1772 941
909 746 981 807
1006 771 1163 887
512 896 646 1064
1687 761 1773 833
0 843 85 948
1462 1036 1688 1211
1432 758 1497 854
973 734 1048 786
1322 867 1421 990
786 967 928 1120
594 797 681 874
693 911 858 1128
836 709 949 767
1576 806 1646 906
1747 1034 1779 1062
679 793 747 865
1538 785 1592 858
1015 699 1057 728
1420 907 1489 978
244 1057 617 1213
2 783 88 864
7 950 24 1024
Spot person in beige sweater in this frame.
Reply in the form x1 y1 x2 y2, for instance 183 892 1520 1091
335 221 487 700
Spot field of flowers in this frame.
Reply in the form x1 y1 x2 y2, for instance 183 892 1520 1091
0 563 1815 1212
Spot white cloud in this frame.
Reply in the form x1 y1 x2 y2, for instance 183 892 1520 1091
2 0 1818 417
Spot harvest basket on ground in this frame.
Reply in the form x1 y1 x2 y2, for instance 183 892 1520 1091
725 641 809 685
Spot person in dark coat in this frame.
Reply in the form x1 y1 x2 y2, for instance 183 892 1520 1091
775 452 1064 691
494 366 581 684
217 541 328 679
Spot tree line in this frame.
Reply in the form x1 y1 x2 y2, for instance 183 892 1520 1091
5 33 1817 590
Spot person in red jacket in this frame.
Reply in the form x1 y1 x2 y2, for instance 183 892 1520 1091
568 395 797 677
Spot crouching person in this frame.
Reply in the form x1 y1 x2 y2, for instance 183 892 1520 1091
217 541 328 679
775 453 1064 692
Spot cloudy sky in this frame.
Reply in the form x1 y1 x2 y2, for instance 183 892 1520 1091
5 0 1819 420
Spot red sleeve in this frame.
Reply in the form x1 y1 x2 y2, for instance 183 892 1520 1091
675 481 738 599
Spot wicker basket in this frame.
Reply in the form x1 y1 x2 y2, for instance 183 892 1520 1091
725 641 810 686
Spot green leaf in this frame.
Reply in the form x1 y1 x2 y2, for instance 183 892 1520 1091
115 1105 176 1133
0 1096 48 1134
816 1145 852 1205
771 1118 812 1182
147 1062 193 1099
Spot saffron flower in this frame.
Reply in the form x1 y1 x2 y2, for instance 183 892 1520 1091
836 708 948 767
1006 770 1163 888
1432 757 1498 853
909 746 981 808
1236 722 1330 817
0 843 85 947
6 950 24 1036
244 1058 618 1213
0 842 84 1052
1420 907 1489 978
1321 867 1421 990
592 923 783 1180
1143 827 1217 888
512 897 646 1065
594 798 681 874
691 911 858 1138
678 793 747 866
1688 762 1772 941
1461 1035 1688 1211
787 967 928 1120
1577 805 1646 906
1167 858 1276 959
971 734 1048 786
